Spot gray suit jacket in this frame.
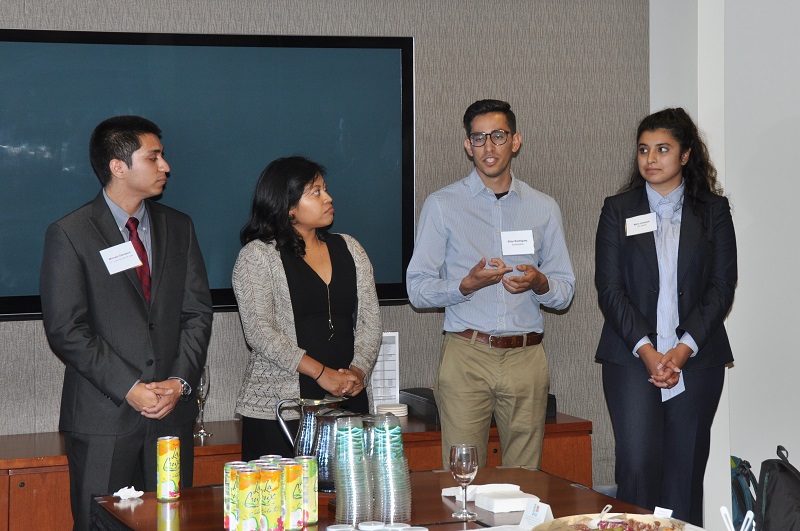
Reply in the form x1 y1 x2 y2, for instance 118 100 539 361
40 192 213 434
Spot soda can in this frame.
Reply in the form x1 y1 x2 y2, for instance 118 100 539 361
257 464 283 531
295 456 318 524
279 459 304 530
156 436 181 501
238 466 261 531
259 454 283 464
223 461 248 531
157 500 180 531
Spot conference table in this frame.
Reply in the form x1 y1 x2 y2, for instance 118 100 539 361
91 466 646 530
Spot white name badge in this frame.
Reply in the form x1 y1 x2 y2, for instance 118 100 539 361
519 498 553 530
501 230 535 256
100 241 143 275
625 212 657 236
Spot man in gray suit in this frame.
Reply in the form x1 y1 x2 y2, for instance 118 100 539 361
40 116 213 529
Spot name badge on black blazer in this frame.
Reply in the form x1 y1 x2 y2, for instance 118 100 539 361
625 212 657 236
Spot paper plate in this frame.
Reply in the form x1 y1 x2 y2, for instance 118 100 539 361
533 513 685 530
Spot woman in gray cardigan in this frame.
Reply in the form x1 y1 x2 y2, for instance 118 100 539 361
232 156 382 460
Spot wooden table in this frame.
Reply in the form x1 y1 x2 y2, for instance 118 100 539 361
92 467 641 530
1 414 592 530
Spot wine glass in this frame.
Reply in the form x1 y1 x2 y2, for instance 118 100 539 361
450 444 479 520
194 366 212 437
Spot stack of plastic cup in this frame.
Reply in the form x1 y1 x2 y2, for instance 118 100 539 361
334 416 373 525
361 415 376 460
361 414 377 508
370 413 412 523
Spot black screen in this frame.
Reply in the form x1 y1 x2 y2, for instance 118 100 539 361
0 30 414 318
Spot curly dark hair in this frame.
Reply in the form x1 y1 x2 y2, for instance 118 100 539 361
621 108 723 215
240 155 328 256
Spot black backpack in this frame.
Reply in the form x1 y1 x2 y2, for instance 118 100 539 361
736 445 800 530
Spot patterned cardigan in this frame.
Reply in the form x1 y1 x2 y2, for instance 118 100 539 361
231 234 382 420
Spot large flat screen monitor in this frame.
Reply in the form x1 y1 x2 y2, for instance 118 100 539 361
0 29 414 319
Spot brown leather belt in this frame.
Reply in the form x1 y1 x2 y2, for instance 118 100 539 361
455 329 543 349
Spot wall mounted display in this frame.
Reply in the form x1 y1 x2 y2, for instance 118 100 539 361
0 29 415 318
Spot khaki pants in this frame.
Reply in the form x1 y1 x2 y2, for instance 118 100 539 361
434 332 550 468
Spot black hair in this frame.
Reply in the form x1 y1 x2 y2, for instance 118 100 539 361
89 116 162 186
240 155 328 256
463 99 517 135
622 107 723 212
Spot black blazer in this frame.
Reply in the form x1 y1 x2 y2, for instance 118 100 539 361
41 193 213 434
594 186 737 370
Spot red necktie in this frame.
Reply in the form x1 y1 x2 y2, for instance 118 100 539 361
125 217 151 303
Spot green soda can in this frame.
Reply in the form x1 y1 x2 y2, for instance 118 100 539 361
279 458 304 530
295 456 318 524
257 464 283 531
237 467 261 531
223 461 248 531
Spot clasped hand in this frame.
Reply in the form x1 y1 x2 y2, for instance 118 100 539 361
640 344 692 389
459 258 547 295
317 365 366 398
125 380 182 420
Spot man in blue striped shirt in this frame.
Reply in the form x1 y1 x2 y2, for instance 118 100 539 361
407 99 575 468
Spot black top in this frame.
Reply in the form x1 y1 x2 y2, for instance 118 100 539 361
280 234 369 413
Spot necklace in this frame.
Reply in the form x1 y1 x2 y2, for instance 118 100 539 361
317 237 334 341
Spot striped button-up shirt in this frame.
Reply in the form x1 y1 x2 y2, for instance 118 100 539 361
407 169 575 335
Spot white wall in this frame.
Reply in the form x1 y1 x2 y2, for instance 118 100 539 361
649 0 698 119
651 0 800 529
725 0 800 464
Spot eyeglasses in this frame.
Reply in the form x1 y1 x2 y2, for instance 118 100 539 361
468 129 511 147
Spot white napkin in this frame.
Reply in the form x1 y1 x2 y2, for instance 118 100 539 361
441 483 521 502
113 486 144 499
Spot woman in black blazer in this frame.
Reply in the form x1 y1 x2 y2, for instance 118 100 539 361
594 108 737 526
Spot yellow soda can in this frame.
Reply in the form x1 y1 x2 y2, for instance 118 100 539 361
257 465 283 531
156 436 181 501
238 467 261 531
223 461 248 531
157 500 180 531
279 458 304 530
295 456 318 524
259 454 282 464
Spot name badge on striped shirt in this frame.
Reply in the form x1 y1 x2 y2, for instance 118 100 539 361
625 212 657 236
501 230 535 255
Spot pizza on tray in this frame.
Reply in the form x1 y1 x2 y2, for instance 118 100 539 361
533 513 685 531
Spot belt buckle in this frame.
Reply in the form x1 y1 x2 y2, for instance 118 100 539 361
488 334 522 348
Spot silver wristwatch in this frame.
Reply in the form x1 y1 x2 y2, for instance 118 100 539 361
178 379 191 401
